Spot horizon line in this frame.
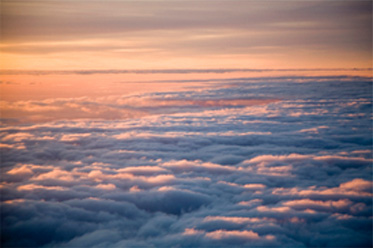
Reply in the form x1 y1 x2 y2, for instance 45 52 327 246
1 68 372 75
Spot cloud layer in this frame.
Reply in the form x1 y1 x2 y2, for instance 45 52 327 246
1 76 372 247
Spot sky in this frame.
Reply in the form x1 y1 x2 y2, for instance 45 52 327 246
0 0 372 247
1 0 372 70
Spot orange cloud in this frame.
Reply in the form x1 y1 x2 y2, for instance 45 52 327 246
203 216 273 224
182 228 205 236
256 206 292 213
282 199 353 209
33 169 75 182
7 165 33 175
272 178 373 197
205 229 260 240
96 183 116 190
17 184 67 191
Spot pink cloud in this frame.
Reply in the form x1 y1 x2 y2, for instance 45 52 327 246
129 185 142 192
256 206 292 213
182 228 205 236
32 168 76 182
17 184 67 191
60 133 91 141
282 199 353 209
0 143 25 149
162 159 235 173
118 166 168 174
203 216 273 224
205 229 260 240
2 132 35 142
243 184 266 190
246 154 311 164
7 165 33 175
273 178 373 197
96 183 116 190
339 178 372 192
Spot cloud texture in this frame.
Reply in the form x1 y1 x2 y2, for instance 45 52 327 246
1 76 372 247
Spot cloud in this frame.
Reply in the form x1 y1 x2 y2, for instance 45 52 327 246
162 159 236 174
0 76 372 247
203 216 274 224
2 74 371 125
205 229 260 240
282 199 354 212
272 178 373 198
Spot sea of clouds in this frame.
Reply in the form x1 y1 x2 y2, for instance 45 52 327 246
1 76 372 247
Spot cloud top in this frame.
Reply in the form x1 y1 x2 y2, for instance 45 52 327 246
1 76 372 247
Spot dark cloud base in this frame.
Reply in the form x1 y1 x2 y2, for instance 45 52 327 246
0 77 372 247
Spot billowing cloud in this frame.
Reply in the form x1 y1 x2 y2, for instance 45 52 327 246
0 76 372 247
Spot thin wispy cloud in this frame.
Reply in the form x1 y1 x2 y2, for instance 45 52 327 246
1 1 371 69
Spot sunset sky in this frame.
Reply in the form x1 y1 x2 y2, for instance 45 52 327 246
1 0 372 70
1 1 372 247
1 0 372 118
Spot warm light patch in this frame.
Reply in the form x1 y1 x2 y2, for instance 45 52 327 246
203 216 272 224
7 165 33 175
183 228 205 236
205 229 260 240
17 184 66 191
96 183 116 190
256 206 291 213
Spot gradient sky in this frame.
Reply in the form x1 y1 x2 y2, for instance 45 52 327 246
1 0 372 110
1 1 372 247
1 0 372 70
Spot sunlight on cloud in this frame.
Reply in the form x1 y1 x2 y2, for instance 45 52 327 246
0 74 372 247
